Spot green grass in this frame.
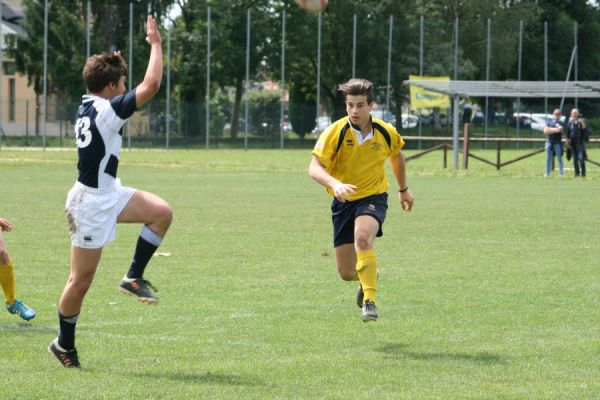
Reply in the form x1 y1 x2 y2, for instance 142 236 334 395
0 148 598 399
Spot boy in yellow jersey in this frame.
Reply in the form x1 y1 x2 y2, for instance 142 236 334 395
0 218 36 321
309 78 413 322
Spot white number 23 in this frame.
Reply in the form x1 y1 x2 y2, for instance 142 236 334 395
75 117 92 148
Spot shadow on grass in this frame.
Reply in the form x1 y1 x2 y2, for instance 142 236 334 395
376 342 508 364
133 371 266 387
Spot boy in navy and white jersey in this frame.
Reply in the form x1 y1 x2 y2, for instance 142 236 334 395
49 16 173 368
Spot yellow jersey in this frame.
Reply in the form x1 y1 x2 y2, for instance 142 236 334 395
312 116 405 201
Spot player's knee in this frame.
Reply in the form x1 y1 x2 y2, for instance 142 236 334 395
354 233 373 252
338 269 357 281
0 248 10 266
157 202 173 227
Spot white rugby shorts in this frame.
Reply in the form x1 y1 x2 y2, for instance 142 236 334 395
65 179 136 248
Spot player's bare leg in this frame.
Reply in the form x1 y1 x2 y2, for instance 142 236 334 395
50 246 102 368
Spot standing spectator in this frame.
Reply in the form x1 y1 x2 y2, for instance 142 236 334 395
566 108 588 177
543 109 565 177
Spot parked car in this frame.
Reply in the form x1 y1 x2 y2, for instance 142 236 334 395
511 113 566 131
370 110 397 125
311 116 332 134
401 114 419 129
529 113 566 131
510 113 532 129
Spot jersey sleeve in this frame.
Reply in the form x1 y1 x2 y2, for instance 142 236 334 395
311 125 339 169
389 125 405 155
109 88 138 120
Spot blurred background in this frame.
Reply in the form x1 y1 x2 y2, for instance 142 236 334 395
0 0 599 149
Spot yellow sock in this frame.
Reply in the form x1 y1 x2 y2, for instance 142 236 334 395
0 257 17 305
356 249 377 303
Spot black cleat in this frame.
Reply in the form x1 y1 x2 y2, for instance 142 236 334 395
361 300 378 322
48 338 81 368
119 277 159 304
356 284 364 308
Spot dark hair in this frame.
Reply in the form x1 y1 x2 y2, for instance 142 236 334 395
83 52 128 93
338 78 374 104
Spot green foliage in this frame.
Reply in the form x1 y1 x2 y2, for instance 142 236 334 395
7 0 177 101
288 83 316 139
249 89 280 136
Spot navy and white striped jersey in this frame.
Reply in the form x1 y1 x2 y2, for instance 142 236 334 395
74 89 137 189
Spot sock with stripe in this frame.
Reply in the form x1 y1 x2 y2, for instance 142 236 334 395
127 226 162 279
58 312 80 350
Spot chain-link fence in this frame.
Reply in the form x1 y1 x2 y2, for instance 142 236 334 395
1 2 598 150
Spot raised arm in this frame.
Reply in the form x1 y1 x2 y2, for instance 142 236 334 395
135 15 163 108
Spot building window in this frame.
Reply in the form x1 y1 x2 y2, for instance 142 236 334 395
9 78 16 122
3 61 16 76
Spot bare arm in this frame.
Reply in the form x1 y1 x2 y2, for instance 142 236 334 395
390 150 414 212
135 15 163 109
308 155 356 202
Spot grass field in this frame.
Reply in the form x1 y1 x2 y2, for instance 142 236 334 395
0 148 598 399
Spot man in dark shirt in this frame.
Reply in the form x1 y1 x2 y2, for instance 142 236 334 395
566 108 588 177
543 109 565 177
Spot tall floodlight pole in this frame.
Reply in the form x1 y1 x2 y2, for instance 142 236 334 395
43 0 48 150
484 18 490 142
280 10 286 149
86 1 91 58
418 15 423 149
206 7 211 149
352 14 356 78
544 21 548 115
316 12 322 126
385 15 393 118
453 17 458 80
574 22 578 108
516 20 523 147
166 23 171 149
127 2 133 150
244 9 250 150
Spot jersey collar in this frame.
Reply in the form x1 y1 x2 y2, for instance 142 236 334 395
348 117 374 145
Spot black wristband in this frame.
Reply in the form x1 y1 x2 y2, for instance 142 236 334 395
399 186 408 193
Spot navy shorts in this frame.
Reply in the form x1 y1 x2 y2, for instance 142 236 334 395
331 192 388 247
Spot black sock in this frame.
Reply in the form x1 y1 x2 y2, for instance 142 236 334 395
58 312 79 350
126 226 162 279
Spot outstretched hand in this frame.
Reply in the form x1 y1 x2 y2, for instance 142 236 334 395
145 15 162 45
0 218 13 232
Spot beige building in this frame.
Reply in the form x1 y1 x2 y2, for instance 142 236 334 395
1 0 77 140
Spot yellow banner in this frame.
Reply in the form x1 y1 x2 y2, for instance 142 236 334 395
409 75 450 109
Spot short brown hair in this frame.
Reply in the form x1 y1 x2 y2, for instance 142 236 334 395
338 78 374 104
83 52 128 93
